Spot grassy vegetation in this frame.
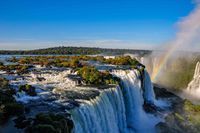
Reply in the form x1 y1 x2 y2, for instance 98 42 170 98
162 100 200 133
183 100 200 131
0 64 30 74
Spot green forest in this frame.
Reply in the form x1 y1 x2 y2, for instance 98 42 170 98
0 46 151 55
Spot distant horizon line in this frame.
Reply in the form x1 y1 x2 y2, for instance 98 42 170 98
0 46 152 51
0 46 199 53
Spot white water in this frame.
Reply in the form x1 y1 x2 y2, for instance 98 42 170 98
11 69 79 103
71 69 161 133
71 87 128 133
14 91 40 104
143 70 155 104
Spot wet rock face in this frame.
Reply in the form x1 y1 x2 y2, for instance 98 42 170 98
14 113 74 133
156 122 182 133
155 85 200 133
62 89 100 100
153 84 178 99
67 74 83 85
14 115 31 129
156 111 198 133
143 102 157 113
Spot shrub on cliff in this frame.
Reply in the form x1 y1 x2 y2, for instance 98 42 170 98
0 64 30 74
104 56 141 66
3 103 24 116
0 78 16 104
78 66 118 85
19 84 37 96
78 66 100 84
0 91 15 104
0 78 25 125
70 59 81 68
0 78 10 90
0 99 24 121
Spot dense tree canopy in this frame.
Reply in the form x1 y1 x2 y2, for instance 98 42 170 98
0 46 151 55
78 66 117 85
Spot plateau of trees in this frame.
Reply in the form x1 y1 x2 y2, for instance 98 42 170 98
78 66 118 85
0 46 151 55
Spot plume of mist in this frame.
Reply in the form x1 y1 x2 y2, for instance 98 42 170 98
154 0 200 66
144 1 200 92
173 3 200 52
162 1 200 53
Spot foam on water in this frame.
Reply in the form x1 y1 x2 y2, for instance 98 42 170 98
14 91 40 104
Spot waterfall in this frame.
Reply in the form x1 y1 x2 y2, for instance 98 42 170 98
185 61 200 99
71 69 159 133
194 62 200 78
113 70 145 131
143 70 155 104
71 87 128 133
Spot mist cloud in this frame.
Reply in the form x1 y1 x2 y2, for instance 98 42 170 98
165 2 200 52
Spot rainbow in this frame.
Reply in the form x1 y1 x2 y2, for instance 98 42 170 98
151 42 183 81
150 2 199 81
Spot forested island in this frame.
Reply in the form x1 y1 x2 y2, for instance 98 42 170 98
0 46 151 55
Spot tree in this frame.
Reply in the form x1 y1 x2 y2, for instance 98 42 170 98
78 66 100 84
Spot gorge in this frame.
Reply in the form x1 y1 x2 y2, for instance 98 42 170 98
0 54 200 133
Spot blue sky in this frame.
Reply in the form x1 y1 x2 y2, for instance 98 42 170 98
0 0 195 50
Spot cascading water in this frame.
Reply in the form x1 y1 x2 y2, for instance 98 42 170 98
71 87 127 133
184 61 200 99
193 62 200 79
143 70 155 104
71 69 160 133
